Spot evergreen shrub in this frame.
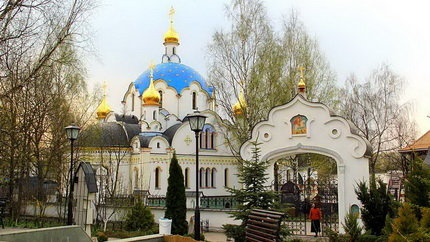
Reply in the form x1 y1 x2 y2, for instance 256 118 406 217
125 201 156 232
164 152 188 235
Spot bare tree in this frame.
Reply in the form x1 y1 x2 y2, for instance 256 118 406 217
0 0 96 219
207 0 337 154
340 64 416 174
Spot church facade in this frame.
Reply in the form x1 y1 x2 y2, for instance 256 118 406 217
77 9 371 232
81 13 240 200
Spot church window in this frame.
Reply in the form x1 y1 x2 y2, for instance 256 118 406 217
210 132 215 149
155 167 161 189
159 90 163 107
200 132 206 149
185 168 190 188
192 92 197 110
211 168 217 188
199 168 205 188
200 125 216 149
206 168 210 187
173 47 176 55
132 93 135 111
134 169 139 189
157 142 160 148
153 110 156 120
224 168 229 187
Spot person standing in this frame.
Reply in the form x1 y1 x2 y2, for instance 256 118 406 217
309 203 322 237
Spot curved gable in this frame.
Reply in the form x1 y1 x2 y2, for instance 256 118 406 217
240 94 372 161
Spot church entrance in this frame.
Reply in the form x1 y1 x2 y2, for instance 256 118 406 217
240 94 371 233
275 154 338 235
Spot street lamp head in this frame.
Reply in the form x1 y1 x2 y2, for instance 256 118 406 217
185 111 207 133
65 124 80 141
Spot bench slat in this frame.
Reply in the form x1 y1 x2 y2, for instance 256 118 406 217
248 214 279 224
250 210 283 219
246 232 275 242
245 227 277 239
248 219 280 229
247 223 278 234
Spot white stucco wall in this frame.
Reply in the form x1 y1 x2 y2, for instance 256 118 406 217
240 94 370 232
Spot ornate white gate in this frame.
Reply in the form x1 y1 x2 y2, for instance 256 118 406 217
240 94 371 232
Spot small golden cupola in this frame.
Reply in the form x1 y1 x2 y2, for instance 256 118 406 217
97 82 111 119
297 66 307 98
232 90 246 116
142 64 161 105
163 7 179 44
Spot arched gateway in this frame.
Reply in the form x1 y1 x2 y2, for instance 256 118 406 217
240 94 371 233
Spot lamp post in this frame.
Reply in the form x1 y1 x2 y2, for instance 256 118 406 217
185 111 207 241
65 124 80 225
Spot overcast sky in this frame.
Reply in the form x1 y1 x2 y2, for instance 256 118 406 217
85 0 430 136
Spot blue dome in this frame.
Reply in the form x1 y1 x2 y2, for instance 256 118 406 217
134 62 213 95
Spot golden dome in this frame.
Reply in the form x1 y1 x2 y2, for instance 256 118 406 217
298 78 306 89
298 66 306 89
142 66 161 105
164 7 179 43
232 91 246 116
97 84 111 119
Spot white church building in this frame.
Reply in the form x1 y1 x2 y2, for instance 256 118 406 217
79 9 370 231
82 13 240 201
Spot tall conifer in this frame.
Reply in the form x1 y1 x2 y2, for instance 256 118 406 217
165 153 188 235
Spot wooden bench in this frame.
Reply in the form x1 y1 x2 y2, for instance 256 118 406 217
245 209 284 242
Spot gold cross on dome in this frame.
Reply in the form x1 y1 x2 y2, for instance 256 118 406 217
169 6 175 23
298 66 305 80
184 135 192 146
102 81 107 96
149 60 156 78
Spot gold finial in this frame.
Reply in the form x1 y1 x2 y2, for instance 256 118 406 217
164 6 179 43
142 63 161 105
232 83 247 116
298 66 306 88
149 60 156 78
169 6 175 24
97 82 111 119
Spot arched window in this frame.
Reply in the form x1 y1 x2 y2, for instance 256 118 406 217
200 125 216 149
159 90 163 107
134 169 139 189
206 168 211 188
132 93 135 112
155 167 161 189
224 168 229 187
210 132 215 149
192 92 197 110
157 142 160 148
211 168 217 188
206 132 211 149
200 132 206 149
153 110 156 120
173 47 176 55
199 168 205 188
185 168 190 188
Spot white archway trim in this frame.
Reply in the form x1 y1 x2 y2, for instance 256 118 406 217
239 94 371 233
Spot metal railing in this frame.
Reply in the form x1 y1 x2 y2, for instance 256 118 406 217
200 196 237 209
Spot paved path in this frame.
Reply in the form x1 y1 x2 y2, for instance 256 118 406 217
0 227 29 234
204 232 229 242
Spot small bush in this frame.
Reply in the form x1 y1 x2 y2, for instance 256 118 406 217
357 234 379 242
125 201 155 232
184 233 205 241
342 211 362 241
96 232 108 242
223 224 245 242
